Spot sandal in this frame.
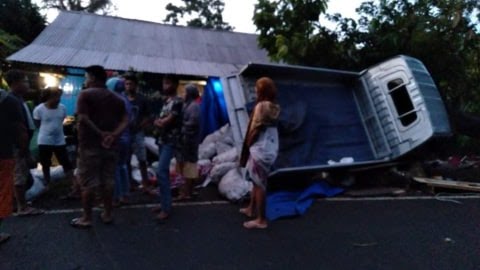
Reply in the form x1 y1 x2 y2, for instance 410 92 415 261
154 211 170 222
70 217 92 229
17 207 44 217
243 220 268 229
0 232 10 244
100 213 113 225
151 206 162 213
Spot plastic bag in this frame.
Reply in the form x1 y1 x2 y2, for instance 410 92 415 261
218 168 252 201
212 147 238 164
144 136 159 156
208 161 238 184
26 172 46 201
198 142 216 160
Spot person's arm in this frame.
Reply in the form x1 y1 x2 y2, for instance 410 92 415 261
111 112 129 138
139 98 152 128
183 104 200 130
154 98 182 128
12 101 29 155
102 104 128 149
76 91 103 136
77 114 103 136
32 106 41 129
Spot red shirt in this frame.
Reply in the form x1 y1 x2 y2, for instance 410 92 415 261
76 87 126 149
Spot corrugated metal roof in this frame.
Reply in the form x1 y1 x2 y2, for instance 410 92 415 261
7 11 271 77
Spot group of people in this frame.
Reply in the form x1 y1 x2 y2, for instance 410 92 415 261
0 65 281 245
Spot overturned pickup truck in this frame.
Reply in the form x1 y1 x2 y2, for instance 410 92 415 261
221 55 451 180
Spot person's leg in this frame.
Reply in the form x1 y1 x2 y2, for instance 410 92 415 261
117 141 130 203
0 159 14 242
113 164 122 203
38 145 53 185
71 148 99 227
100 149 118 223
53 145 74 178
243 185 268 229
80 187 94 223
254 186 267 223
240 174 255 217
155 144 173 219
13 151 42 215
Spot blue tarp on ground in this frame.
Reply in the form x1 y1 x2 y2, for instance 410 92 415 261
266 181 344 221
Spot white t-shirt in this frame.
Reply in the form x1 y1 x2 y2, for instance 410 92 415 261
33 103 67 145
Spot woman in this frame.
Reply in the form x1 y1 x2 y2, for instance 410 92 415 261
175 84 201 201
33 87 74 188
239 77 280 229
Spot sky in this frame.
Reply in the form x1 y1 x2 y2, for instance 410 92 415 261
34 0 365 33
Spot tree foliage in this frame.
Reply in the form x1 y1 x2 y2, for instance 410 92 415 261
0 0 45 70
253 0 330 64
0 0 46 43
254 0 480 109
41 0 114 14
164 0 233 31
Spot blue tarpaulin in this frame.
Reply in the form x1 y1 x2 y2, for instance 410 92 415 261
266 181 344 221
199 77 229 140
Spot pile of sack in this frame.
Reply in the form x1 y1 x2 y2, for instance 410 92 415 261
197 124 252 201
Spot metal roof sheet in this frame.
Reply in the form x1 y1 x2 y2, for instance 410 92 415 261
7 11 271 77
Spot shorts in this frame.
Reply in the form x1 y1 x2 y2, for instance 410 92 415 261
177 162 198 179
77 148 118 189
13 149 29 186
131 132 147 162
0 159 15 218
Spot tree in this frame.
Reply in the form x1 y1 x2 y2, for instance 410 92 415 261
254 0 480 107
253 0 331 65
40 0 114 14
164 0 233 31
0 0 46 43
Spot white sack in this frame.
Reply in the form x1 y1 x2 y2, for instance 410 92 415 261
212 147 238 164
199 142 216 160
209 162 237 184
218 168 253 201
144 136 159 156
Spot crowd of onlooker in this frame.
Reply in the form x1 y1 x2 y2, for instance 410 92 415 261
0 65 280 244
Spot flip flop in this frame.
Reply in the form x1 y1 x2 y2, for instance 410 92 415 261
154 211 170 222
151 206 162 213
0 233 10 244
17 207 44 217
70 218 92 229
100 213 114 225
243 220 268 229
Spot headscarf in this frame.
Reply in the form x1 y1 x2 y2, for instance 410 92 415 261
240 77 280 167
184 84 199 105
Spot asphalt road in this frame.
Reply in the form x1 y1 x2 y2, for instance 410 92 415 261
1 196 480 270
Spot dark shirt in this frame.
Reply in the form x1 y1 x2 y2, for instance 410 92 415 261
76 87 126 149
128 93 150 133
0 90 24 159
157 96 183 145
10 93 34 140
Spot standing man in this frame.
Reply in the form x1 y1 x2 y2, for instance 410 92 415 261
5 70 43 216
123 74 152 193
0 88 28 244
70 65 128 228
152 74 183 221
